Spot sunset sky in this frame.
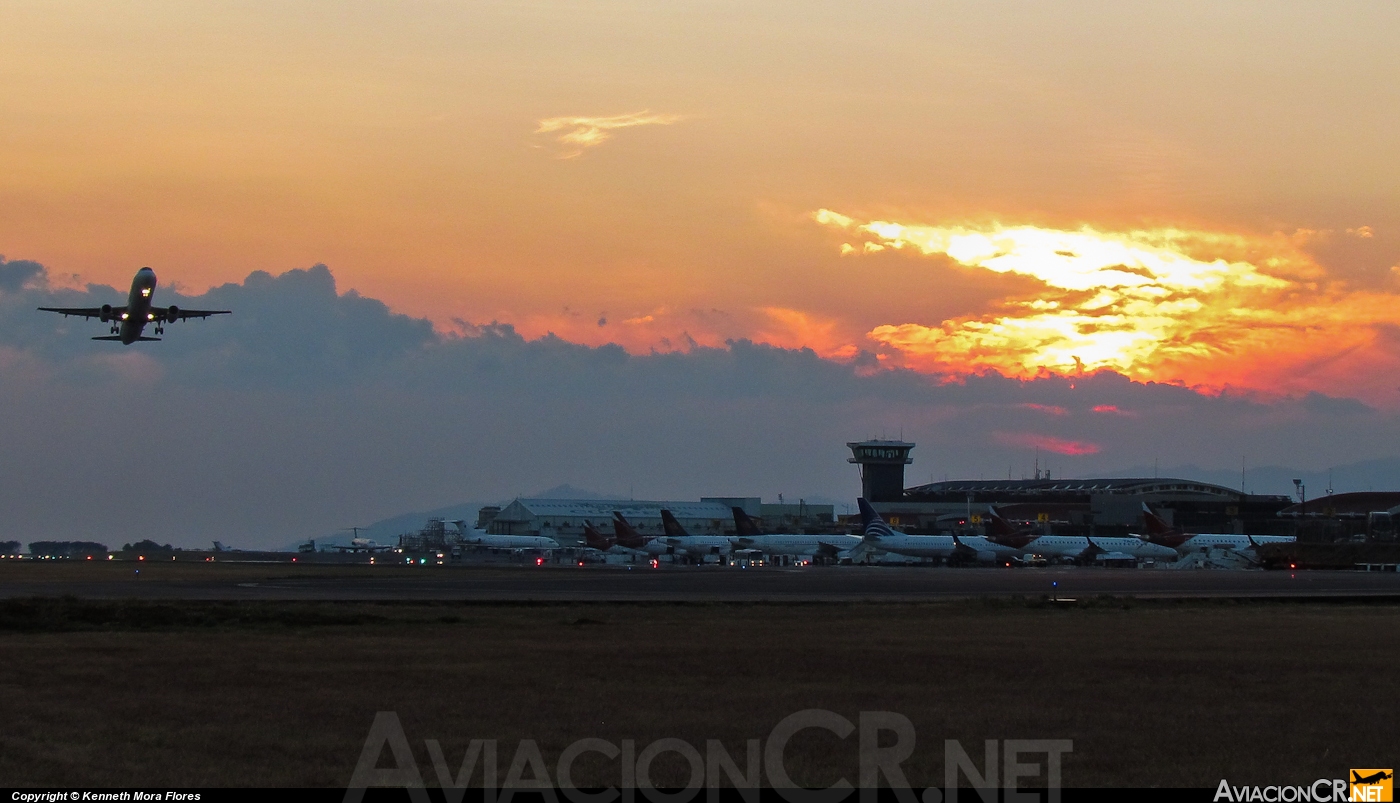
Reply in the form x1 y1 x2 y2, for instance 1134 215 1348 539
3 2 1399 544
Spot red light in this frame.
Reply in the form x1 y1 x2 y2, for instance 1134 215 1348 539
536 557 544 566
86 556 92 561
138 556 145 561
578 561 584 566
1290 563 1296 569
292 557 297 562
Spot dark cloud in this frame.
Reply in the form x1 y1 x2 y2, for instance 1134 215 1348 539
2 258 1399 549
0 257 44 293
1302 391 1373 417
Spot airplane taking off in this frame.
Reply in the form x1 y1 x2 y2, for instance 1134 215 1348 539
1352 771 1393 787
1138 504 1294 554
729 507 861 560
38 267 230 344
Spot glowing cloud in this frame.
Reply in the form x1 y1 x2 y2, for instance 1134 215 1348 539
535 111 684 158
1092 405 1135 417
1017 403 1068 416
993 432 1101 456
814 210 1400 402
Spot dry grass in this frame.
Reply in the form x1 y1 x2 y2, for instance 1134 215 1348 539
0 597 1395 788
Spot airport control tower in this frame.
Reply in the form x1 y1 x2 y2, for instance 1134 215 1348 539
847 440 914 503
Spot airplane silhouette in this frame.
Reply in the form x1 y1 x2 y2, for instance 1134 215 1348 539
1352 770 1393 786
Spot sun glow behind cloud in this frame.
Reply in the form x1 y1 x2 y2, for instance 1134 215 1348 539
815 210 1400 402
535 111 684 158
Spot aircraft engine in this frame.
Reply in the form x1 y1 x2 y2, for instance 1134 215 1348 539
167 305 179 321
99 304 112 323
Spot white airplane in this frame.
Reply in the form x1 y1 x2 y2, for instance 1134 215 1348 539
450 521 559 551
984 507 1178 563
331 537 394 553
1136 504 1294 555
39 266 230 343
728 507 862 560
606 512 727 561
656 510 733 559
855 499 1020 562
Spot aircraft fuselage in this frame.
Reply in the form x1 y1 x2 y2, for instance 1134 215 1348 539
114 267 158 344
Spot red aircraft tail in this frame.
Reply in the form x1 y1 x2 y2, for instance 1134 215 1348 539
1141 503 1177 536
984 506 1038 549
612 512 651 549
582 521 615 551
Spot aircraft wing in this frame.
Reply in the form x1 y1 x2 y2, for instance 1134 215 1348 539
38 306 125 320
155 307 232 322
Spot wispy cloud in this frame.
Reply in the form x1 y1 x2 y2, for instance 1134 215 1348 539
993 432 1101 456
535 111 684 158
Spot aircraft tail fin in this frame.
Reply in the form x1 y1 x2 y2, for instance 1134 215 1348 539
985 506 1019 537
1141 503 1179 537
581 521 615 551
857 498 893 539
731 506 764 536
659 509 689 538
612 512 648 549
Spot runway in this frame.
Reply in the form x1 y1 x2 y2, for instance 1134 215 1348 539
4 562 1400 601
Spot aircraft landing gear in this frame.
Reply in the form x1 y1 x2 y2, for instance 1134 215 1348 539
154 324 164 335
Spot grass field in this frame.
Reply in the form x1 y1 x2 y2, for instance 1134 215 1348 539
0 594 1396 788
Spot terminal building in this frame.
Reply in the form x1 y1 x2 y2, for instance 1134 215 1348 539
848 439 1296 536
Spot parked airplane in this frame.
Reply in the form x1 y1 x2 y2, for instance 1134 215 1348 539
39 267 231 344
331 537 394 553
582 520 645 556
728 507 861 560
1138 504 1294 554
581 521 617 551
985 507 1177 563
450 521 559 551
612 512 663 553
658 510 733 559
855 500 957 560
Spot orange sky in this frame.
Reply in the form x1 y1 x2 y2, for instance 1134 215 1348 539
3 1 1399 402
